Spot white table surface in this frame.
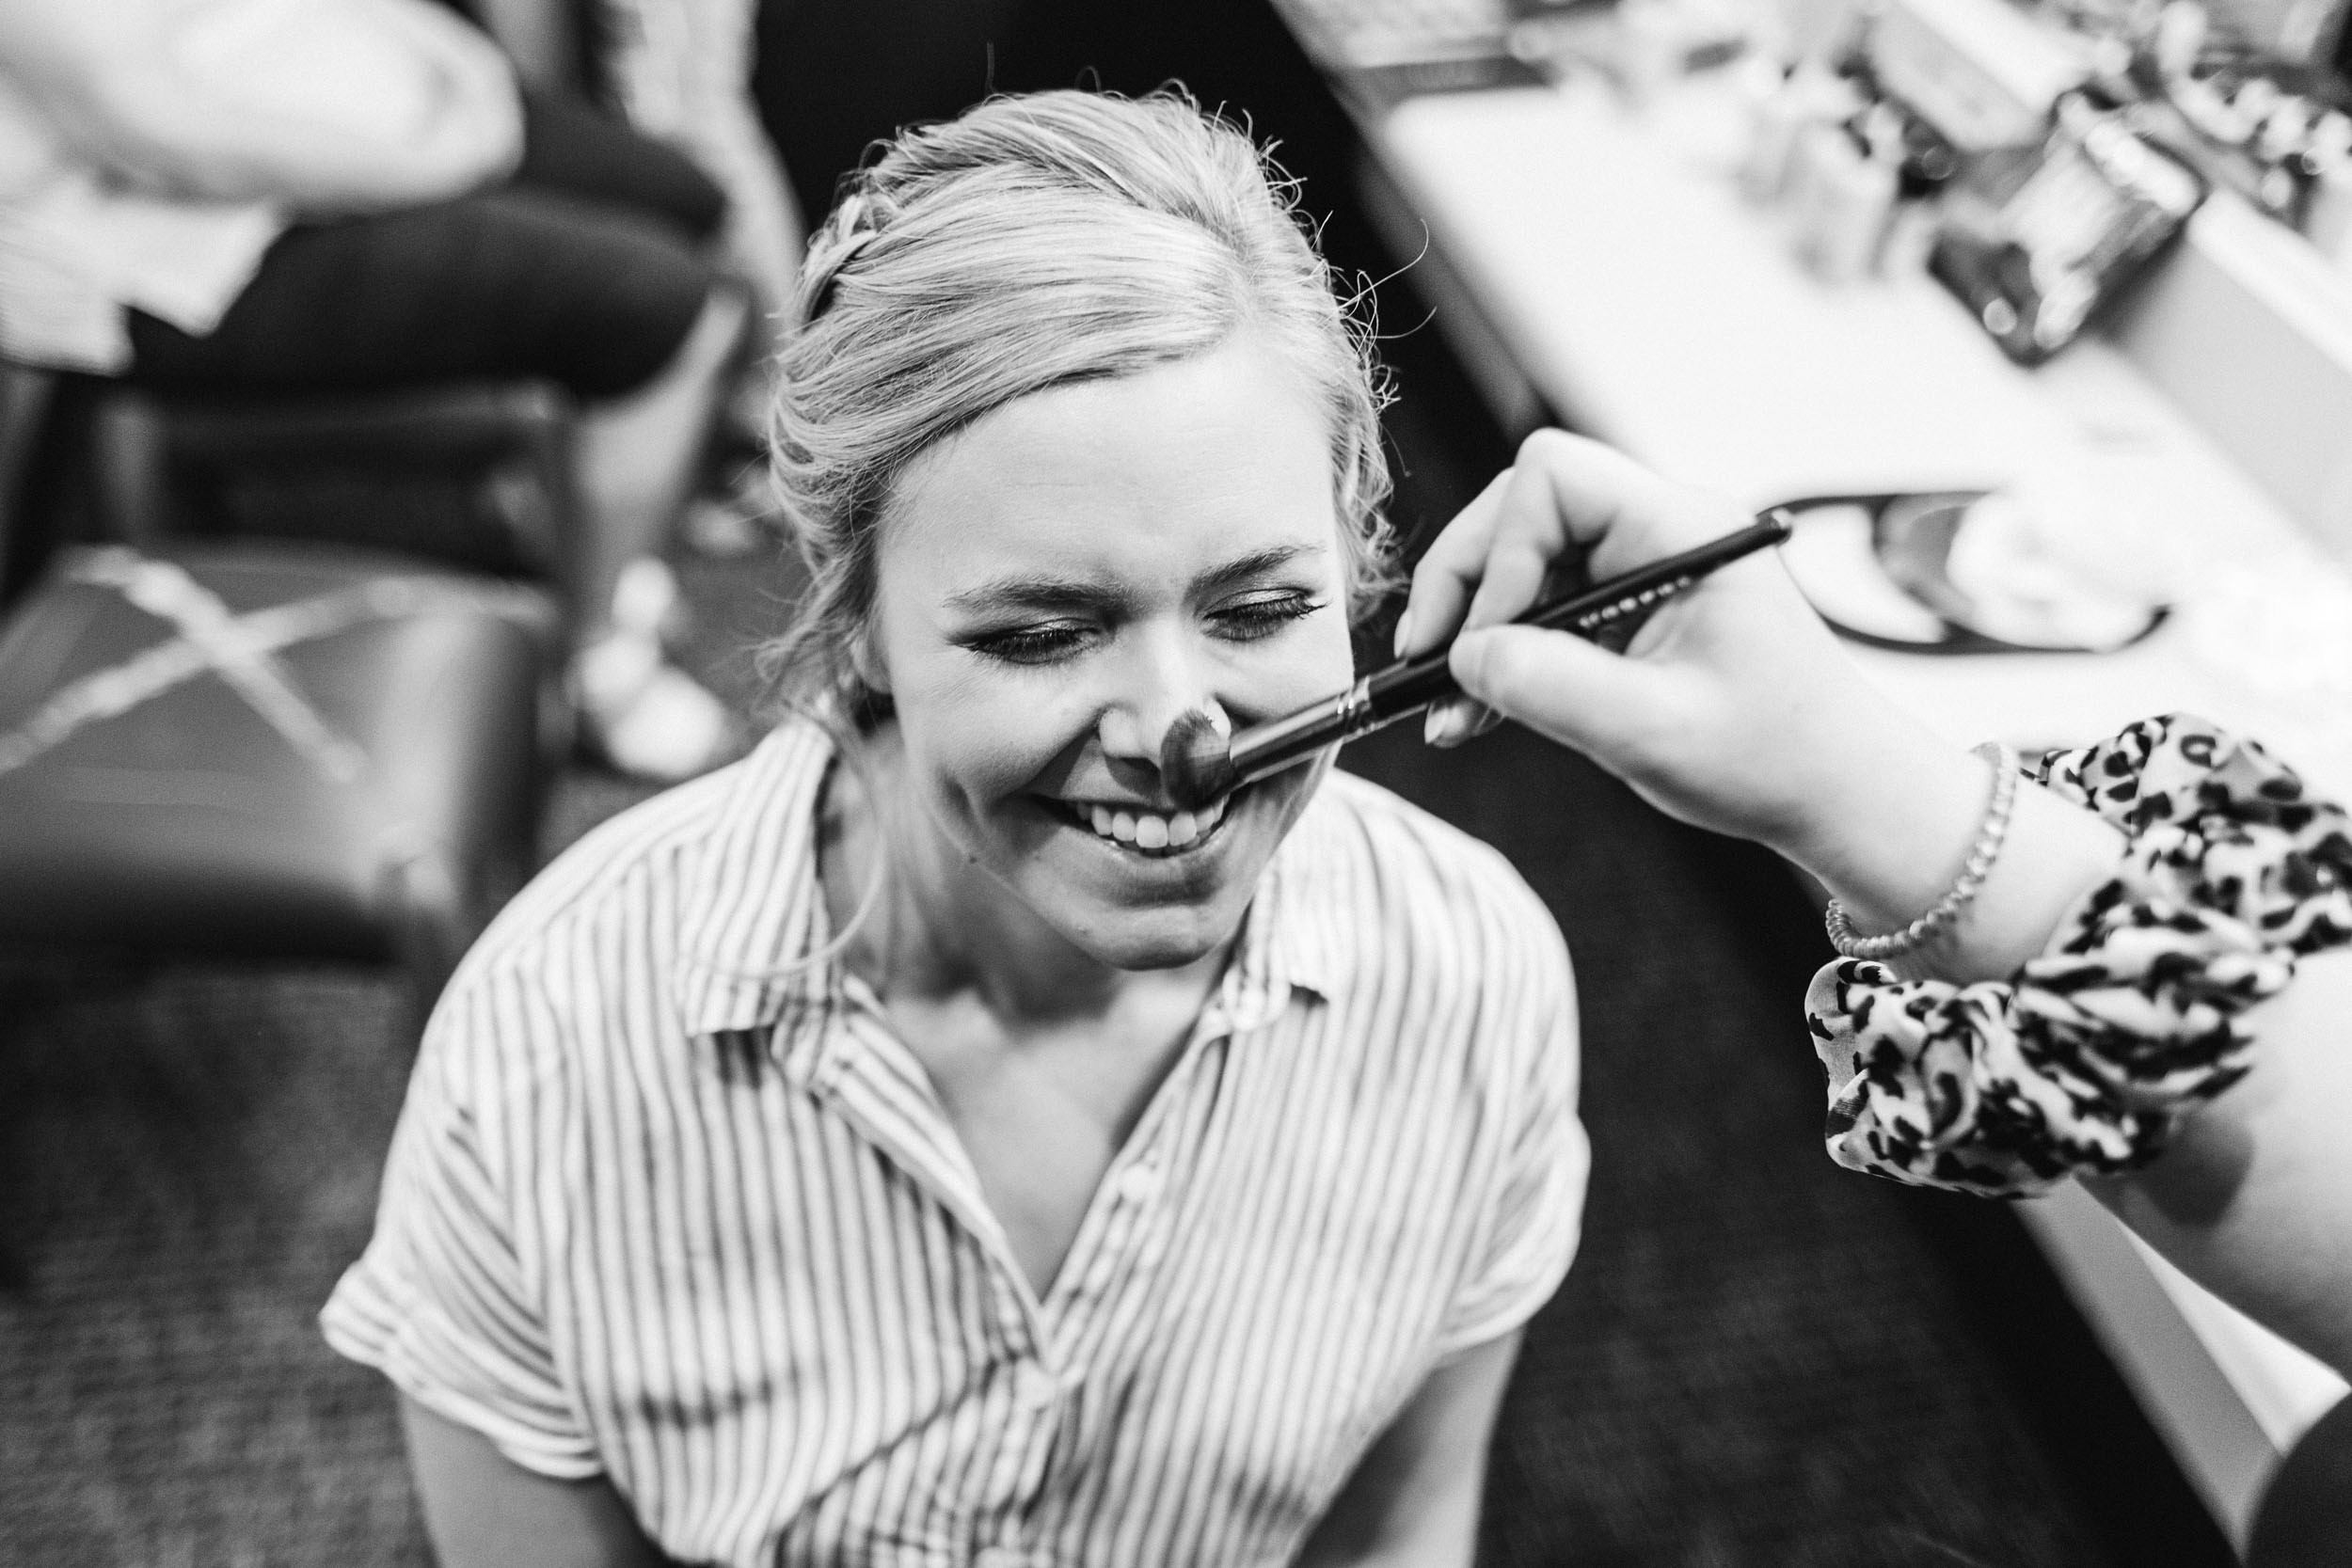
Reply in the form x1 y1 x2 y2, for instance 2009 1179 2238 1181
1375 78 2352 798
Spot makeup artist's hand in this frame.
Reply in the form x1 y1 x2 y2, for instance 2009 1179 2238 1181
1396 433 2123 978
1398 433 1920 854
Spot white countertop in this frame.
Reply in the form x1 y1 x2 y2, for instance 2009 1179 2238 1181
1375 76 2352 797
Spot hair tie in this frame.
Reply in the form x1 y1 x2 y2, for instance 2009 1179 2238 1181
1804 714 2352 1196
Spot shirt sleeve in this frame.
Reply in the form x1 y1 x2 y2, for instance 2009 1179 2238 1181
1431 900 1588 1361
320 958 599 1480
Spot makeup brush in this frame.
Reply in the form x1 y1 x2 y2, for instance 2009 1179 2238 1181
1161 510 1794 810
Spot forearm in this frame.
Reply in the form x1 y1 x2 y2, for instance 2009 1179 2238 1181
53 0 521 211
86 82 510 209
1294 1493 1478 1568
400 1398 663 1568
1767 689 2127 984
1295 1334 1518 1568
2087 949 2352 1376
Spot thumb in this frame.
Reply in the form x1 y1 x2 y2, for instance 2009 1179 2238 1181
1448 624 1661 755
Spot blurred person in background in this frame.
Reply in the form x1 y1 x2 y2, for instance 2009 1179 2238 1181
469 0 803 325
0 0 753 781
1399 432 2352 1383
467 0 807 553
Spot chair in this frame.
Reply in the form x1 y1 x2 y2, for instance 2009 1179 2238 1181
87 379 578 583
0 372 569 1023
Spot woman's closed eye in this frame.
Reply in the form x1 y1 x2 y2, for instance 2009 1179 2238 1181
965 620 1098 665
1210 590 1324 641
962 592 1325 667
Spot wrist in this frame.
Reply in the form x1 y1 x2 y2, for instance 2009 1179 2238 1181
1823 741 2019 965
1788 729 2127 984
1768 707 1992 927
1922 779 2128 980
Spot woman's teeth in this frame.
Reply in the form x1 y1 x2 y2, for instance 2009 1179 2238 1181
1083 796 1227 850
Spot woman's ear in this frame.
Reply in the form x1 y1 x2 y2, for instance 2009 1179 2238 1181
850 625 891 696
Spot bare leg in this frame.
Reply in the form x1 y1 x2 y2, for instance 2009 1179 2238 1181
569 282 753 781
570 281 750 645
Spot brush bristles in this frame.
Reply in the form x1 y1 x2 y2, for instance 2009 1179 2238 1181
1161 709 1235 810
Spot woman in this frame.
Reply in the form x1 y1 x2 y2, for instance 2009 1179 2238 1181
1395 431 2352 1381
324 91 1586 1565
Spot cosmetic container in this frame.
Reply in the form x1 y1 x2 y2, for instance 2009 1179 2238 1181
1790 123 1899 281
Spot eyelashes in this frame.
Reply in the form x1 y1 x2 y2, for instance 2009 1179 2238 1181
1217 592 1324 638
970 625 1089 664
966 593 1326 667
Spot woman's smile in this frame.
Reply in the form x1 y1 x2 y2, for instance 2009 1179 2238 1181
1041 789 1234 856
1014 773 1295 897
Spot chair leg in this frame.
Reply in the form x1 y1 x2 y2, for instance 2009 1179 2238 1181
87 392 176 547
1 364 59 594
380 846 481 1051
381 824 538 1050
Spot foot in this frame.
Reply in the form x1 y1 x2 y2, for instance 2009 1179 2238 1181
573 629 741 784
611 555 691 644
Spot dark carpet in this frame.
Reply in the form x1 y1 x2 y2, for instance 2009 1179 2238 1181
0 179 2229 1568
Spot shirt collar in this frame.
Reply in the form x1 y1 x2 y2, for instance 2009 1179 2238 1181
672 719 1340 1044
671 720 843 1039
1215 829 1336 1032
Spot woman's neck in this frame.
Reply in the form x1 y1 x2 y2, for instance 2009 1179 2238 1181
817 729 1230 1030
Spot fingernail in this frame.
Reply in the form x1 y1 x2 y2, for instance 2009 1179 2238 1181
1391 610 1413 659
1423 703 1464 748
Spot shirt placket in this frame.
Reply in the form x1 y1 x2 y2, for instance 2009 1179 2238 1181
974 996 1262 1560
797 968 1284 1564
793 987 1073 1558
968 1347 1072 1566
969 1117 1185 1564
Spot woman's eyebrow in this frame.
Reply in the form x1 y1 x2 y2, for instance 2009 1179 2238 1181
944 576 1130 614
1189 544 1325 597
943 545 1326 615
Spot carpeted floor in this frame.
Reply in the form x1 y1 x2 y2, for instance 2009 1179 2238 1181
0 318 2233 1566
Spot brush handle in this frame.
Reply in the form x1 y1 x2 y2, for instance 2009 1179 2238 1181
1225 511 1792 783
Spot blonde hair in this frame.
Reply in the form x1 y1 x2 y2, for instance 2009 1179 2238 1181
761 87 1396 723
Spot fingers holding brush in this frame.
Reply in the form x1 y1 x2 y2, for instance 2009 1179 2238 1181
1394 436 1931 848
1402 432 1734 749
1404 435 1713 647
1396 473 1503 747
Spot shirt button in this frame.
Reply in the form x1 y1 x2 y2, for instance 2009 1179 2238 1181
1114 1161 1164 1204
1015 1362 1059 1413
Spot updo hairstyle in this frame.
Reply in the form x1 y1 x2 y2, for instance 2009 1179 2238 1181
763 88 1396 724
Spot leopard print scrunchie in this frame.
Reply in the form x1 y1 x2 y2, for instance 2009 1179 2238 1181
1804 714 2352 1196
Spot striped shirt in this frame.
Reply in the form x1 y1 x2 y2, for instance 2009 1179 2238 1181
323 720 1585 1567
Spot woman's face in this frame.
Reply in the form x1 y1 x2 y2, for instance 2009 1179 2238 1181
864 333 1357 973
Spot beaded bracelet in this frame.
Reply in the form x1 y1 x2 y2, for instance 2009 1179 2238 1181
1803 715 2352 1197
1823 741 2019 961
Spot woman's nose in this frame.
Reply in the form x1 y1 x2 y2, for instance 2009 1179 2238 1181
1097 696 1229 767
1094 645 1224 768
